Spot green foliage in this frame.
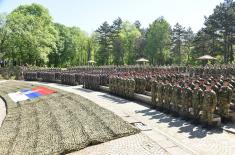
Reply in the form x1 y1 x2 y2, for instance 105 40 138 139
171 24 195 65
0 0 234 67
145 17 171 65
95 21 112 65
201 0 235 64
6 3 57 66
120 21 141 65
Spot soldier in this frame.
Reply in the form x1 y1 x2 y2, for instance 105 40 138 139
151 79 157 106
192 81 203 120
211 80 219 95
182 82 193 115
134 76 140 93
164 79 173 111
199 78 206 91
172 81 181 113
157 80 164 108
129 77 135 98
125 78 130 98
140 77 147 94
109 76 114 94
218 79 233 118
202 82 217 125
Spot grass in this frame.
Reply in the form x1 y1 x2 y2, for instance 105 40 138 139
0 81 139 155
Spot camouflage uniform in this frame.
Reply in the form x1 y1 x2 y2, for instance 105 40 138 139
202 89 217 124
129 78 135 98
157 82 164 107
172 84 181 112
192 87 203 119
182 85 193 114
164 82 173 110
151 80 157 106
218 86 233 118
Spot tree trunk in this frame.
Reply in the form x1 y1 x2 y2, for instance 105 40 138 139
230 43 234 63
224 34 228 64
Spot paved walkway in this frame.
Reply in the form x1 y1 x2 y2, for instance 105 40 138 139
70 133 169 155
27 82 235 154
0 97 6 127
0 80 7 127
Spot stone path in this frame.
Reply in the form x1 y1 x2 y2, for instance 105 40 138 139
0 97 6 127
24 81 235 154
0 80 7 127
69 133 169 155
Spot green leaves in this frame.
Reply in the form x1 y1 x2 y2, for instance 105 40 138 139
5 3 56 66
146 17 171 65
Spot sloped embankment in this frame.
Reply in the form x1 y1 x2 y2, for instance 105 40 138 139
0 81 139 155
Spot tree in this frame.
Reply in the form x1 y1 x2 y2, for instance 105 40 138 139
0 13 9 62
119 21 141 64
112 38 124 65
203 0 235 63
171 23 186 64
184 27 194 64
110 17 123 65
48 23 89 67
133 21 147 60
145 17 171 65
191 29 211 65
95 21 112 65
6 3 57 66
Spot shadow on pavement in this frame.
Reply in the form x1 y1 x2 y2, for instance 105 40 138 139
76 87 94 93
31 81 72 87
222 123 235 134
135 108 223 139
98 94 130 104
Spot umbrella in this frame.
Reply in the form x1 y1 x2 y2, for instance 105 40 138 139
136 58 149 62
197 55 216 60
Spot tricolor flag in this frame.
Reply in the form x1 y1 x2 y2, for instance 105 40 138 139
8 86 56 103
20 89 42 99
8 92 29 103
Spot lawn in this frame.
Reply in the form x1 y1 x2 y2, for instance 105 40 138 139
0 81 139 155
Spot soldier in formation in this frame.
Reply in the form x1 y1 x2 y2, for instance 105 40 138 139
218 79 233 118
192 81 203 120
23 65 235 126
202 82 217 125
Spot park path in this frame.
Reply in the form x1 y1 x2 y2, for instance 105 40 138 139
0 80 7 127
24 81 235 154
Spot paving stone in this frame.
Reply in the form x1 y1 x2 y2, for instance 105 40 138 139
0 95 6 127
69 133 169 155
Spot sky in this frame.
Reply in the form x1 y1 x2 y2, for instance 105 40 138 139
0 0 225 34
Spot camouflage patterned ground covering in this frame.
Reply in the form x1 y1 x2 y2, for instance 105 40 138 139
0 81 139 155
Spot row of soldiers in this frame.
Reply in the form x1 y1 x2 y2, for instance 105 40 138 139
83 74 101 90
109 76 135 98
151 75 233 125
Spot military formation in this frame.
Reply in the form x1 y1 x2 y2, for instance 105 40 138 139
109 75 135 98
83 74 101 90
23 65 235 126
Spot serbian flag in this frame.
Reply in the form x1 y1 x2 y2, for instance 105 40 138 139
8 86 56 103
20 89 42 99
8 92 29 103
32 86 56 95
